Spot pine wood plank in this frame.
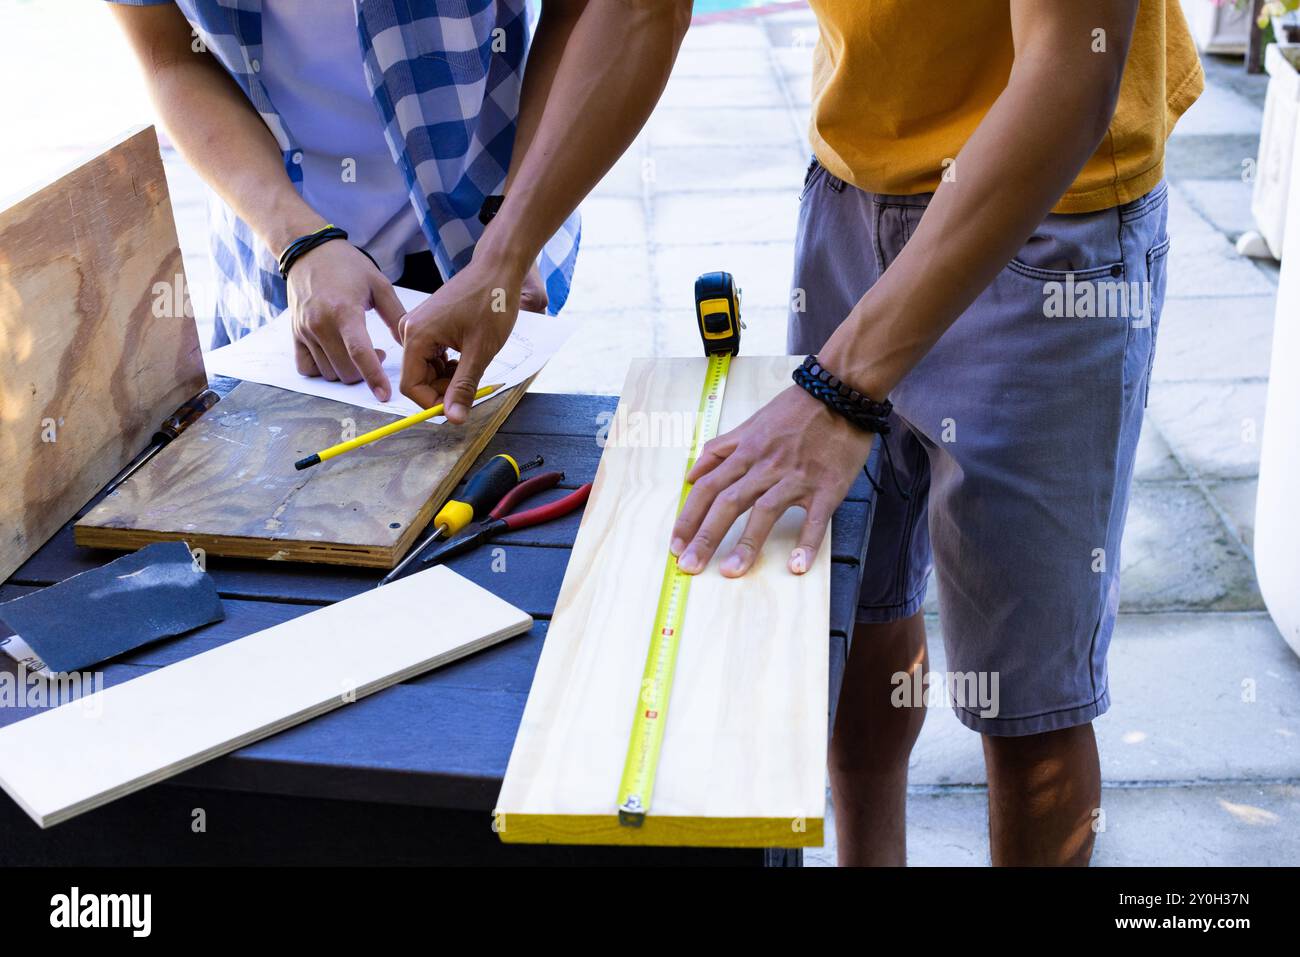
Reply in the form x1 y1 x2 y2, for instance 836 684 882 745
0 127 206 582
74 377 530 568
0 566 531 828
495 357 830 848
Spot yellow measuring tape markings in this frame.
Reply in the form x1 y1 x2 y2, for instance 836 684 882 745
617 351 732 826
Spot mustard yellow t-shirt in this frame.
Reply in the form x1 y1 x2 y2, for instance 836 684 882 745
808 0 1204 213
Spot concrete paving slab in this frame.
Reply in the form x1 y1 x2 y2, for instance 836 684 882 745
670 45 774 78
647 144 807 193
811 783 1300 867
1165 132 1266 181
1103 612 1300 781
1175 177 1262 239
533 311 657 396
679 22 768 50
1204 478 1259 555
790 105 812 149
734 307 793 357
1092 783 1300 866
1171 80 1264 137
904 610 1299 790
1166 189 1276 298
1135 422 1189 481
652 240 795 313
653 190 800 246
782 78 814 109
769 46 816 83
1120 482 1263 611
573 196 647 249
1146 380 1268 479
648 106 803 148
561 245 654 316
1153 294 1277 382
660 73 787 109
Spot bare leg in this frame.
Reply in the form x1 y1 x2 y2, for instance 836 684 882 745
982 723 1101 866
829 611 928 866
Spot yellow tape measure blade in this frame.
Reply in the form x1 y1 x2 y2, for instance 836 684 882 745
616 353 732 826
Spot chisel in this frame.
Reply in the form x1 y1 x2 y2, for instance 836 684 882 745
99 389 221 499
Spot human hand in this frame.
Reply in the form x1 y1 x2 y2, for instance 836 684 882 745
397 254 531 422
287 241 406 401
670 386 875 578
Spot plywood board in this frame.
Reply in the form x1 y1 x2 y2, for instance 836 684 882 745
0 126 206 582
495 357 829 847
74 378 529 568
0 565 531 828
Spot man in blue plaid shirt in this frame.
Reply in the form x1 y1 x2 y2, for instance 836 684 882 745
107 1 686 416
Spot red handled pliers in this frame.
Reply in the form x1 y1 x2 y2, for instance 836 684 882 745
419 470 592 568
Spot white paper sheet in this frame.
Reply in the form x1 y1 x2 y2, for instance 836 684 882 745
205 287 577 417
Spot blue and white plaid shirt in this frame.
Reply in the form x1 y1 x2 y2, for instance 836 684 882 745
109 0 581 342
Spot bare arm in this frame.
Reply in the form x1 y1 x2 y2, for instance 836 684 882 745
503 0 586 195
671 0 1142 578
398 0 693 417
109 2 405 399
503 0 591 312
481 0 691 269
108 3 323 253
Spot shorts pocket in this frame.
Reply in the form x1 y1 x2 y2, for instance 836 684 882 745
1141 236 1171 406
1003 205 1126 285
1005 259 1126 284
799 158 823 202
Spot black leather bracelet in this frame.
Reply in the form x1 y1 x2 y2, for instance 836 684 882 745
792 355 893 434
278 224 348 279
478 194 505 225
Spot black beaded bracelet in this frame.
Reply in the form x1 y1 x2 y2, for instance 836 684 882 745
278 224 348 279
792 355 893 434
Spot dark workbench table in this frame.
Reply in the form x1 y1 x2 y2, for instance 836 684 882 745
0 387 877 867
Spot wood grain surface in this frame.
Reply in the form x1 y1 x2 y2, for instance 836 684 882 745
0 127 206 582
75 379 529 568
495 357 829 847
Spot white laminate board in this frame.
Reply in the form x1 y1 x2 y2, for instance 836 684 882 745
0 566 531 828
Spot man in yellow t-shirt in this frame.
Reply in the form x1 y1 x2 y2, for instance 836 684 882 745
668 0 1202 867
400 0 1201 866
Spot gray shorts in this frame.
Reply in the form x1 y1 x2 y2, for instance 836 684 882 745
790 160 1169 736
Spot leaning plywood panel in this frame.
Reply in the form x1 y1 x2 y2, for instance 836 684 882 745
0 126 207 581
0 566 531 828
495 357 829 847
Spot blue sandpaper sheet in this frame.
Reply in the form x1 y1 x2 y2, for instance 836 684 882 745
0 542 224 674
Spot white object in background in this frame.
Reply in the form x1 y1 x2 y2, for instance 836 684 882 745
1181 0 1252 54
1251 44 1300 260
1237 230 1274 257
206 286 579 417
0 566 532 828
1255 100 1300 659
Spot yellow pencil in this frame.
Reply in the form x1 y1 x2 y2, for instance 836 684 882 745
294 383 505 470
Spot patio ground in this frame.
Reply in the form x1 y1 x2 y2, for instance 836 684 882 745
3 2 1297 865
